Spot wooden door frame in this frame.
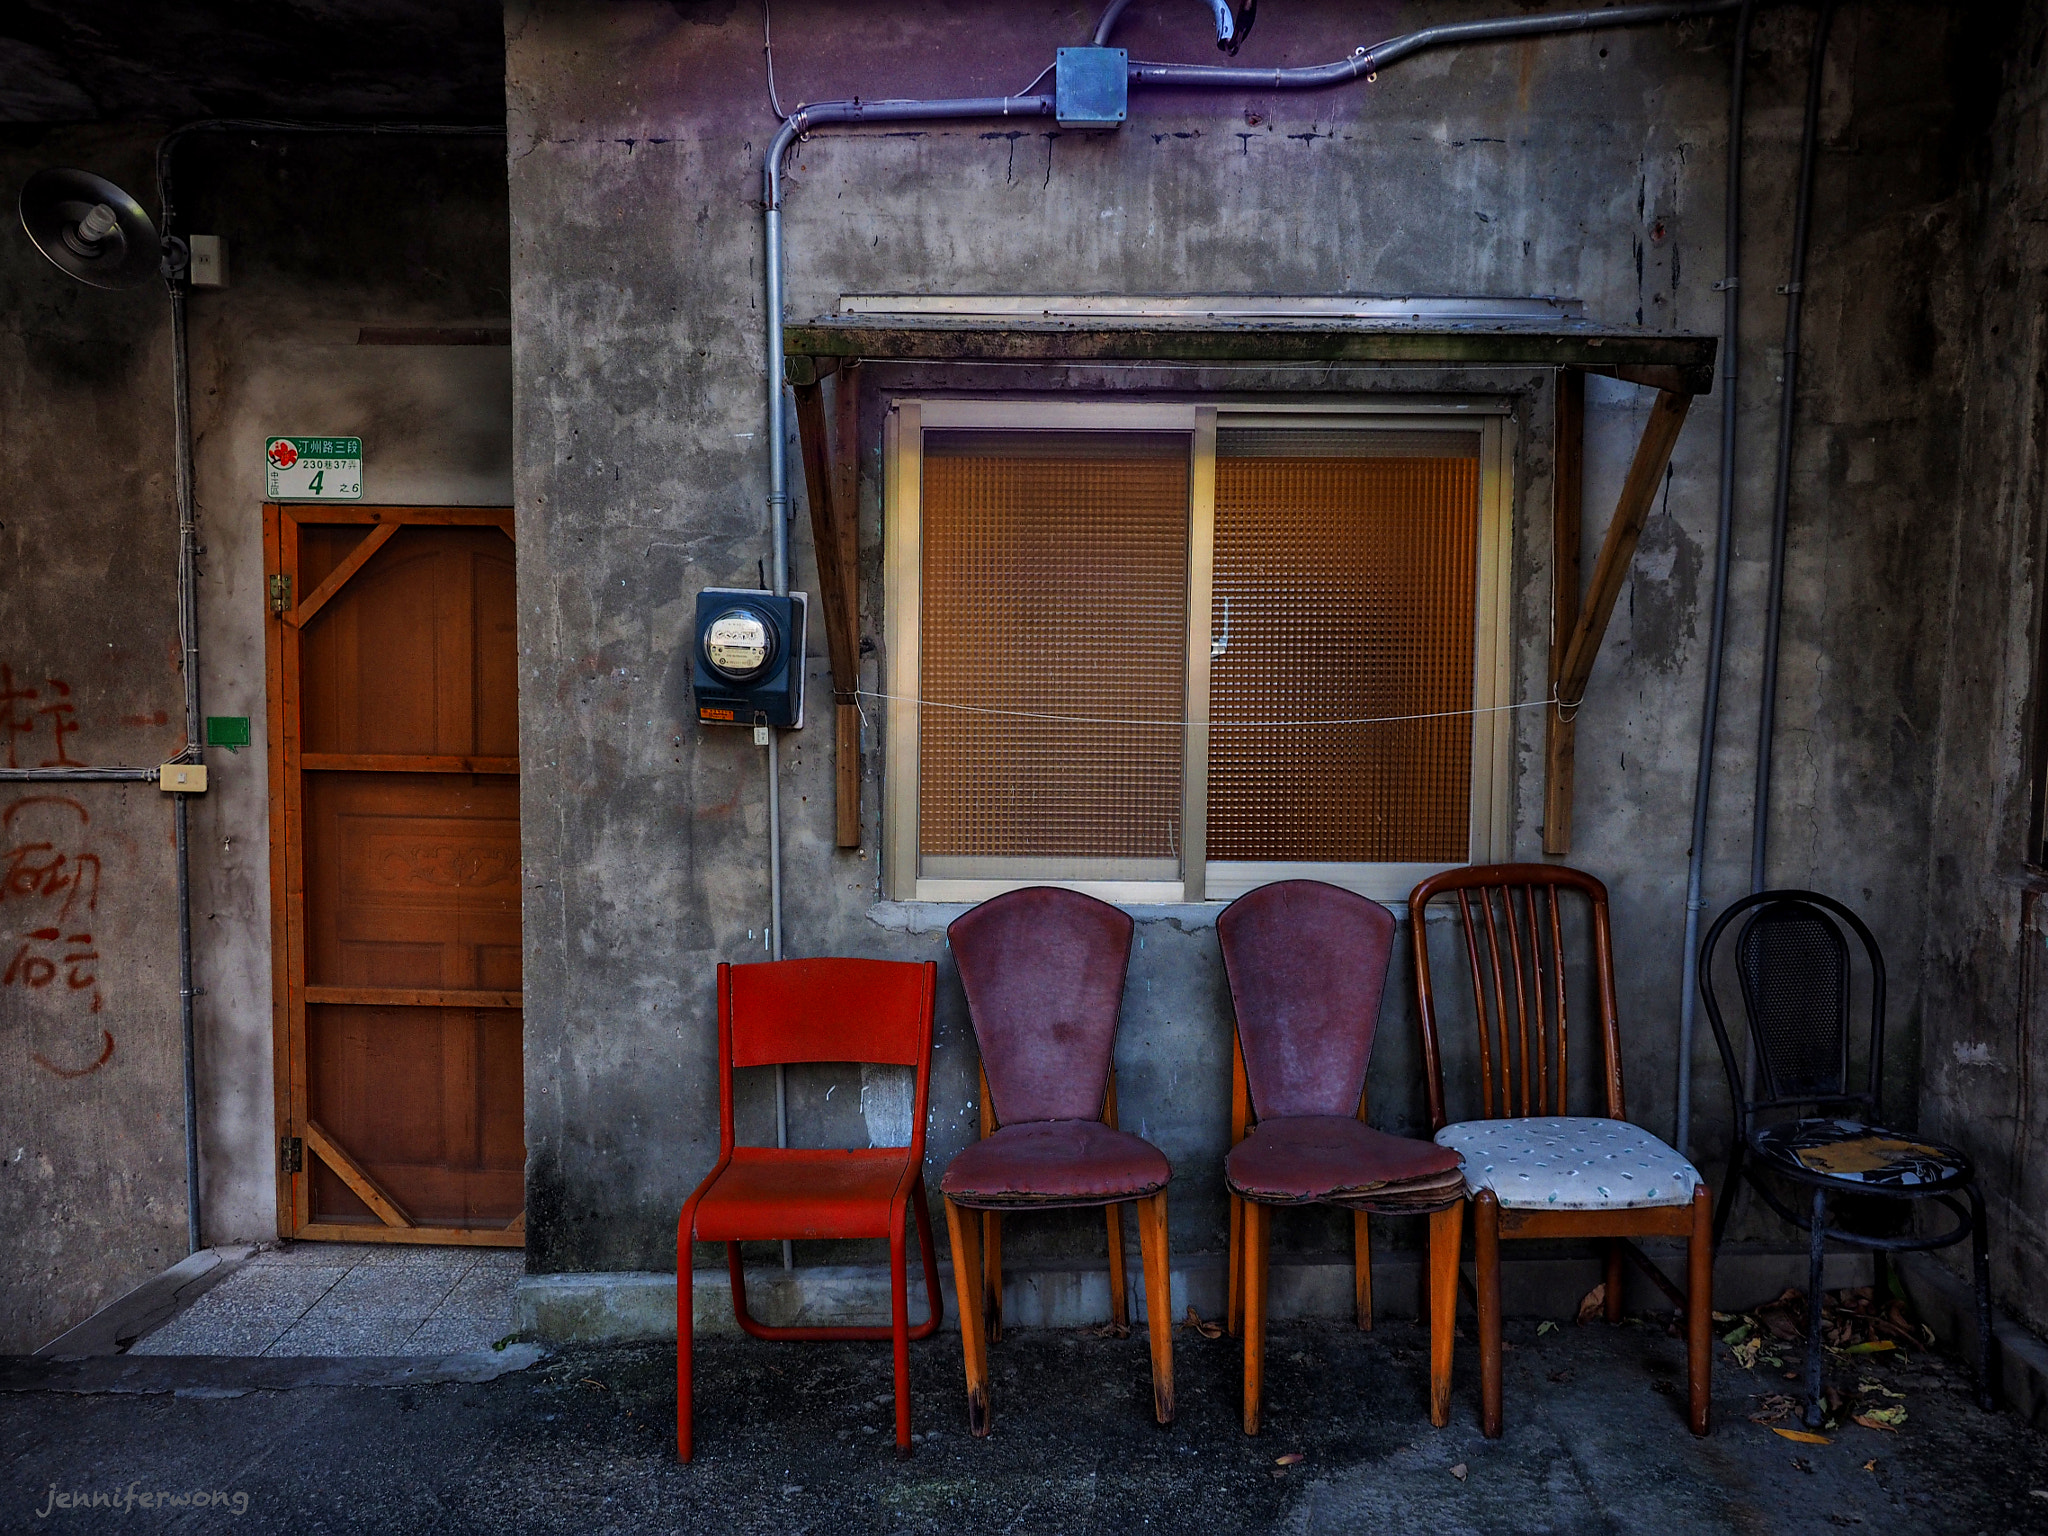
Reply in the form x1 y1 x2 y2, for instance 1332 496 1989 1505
264 503 525 1246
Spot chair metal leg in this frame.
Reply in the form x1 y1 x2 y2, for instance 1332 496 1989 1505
1687 1182 1713 1436
983 1210 1004 1344
1241 1199 1270 1435
890 1204 913 1455
1427 1202 1462 1428
1353 1211 1373 1331
1969 1183 1996 1412
943 1196 991 1437
1804 1186 1828 1429
676 1214 697 1461
1137 1189 1176 1425
1475 1190 1503 1439
1107 1201 1130 1332
1711 1141 1746 1252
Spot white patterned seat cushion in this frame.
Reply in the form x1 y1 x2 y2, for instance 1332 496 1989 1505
1435 1116 1702 1210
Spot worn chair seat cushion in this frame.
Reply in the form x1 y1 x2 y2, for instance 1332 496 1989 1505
1751 1117 1970 1190
1227 1116 1464 1210
1436 1116 1701 1210
940 1120 1170 1210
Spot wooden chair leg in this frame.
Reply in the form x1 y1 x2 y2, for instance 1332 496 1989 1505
676 1214 697 1461
1242 1199 1270 1435
1107 1201 1130 1332
1427 1201 1463 1429
944 1196 991 1437
1605 1239 1625 1324
1353 1210 1373 1331
1475 1189 1504 1439
1687 1182 1713 1436
983 1210 1004 1344
1136 1189 1176 1425
1226 1193 1244 1337
890 1205 913 1455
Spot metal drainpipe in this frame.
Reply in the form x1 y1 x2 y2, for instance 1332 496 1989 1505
1674 0 1757 1161
1750 1 1837 893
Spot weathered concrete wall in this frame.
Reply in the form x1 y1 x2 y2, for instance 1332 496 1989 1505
1915 0 2048 1338
0 124 187 1353
506 0 1990 1282
0 125 512 1348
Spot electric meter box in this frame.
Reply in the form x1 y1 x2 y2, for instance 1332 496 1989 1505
692 588 807 729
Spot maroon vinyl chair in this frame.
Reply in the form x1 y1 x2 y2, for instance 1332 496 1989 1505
940 887 1176 1436
1219 880 1467 1435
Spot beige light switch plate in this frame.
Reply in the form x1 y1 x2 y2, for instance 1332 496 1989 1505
159 763 208 793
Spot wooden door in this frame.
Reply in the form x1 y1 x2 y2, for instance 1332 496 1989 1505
265 504 524 1245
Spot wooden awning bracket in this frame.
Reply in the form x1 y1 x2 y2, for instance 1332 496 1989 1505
1543 378 1694 854
791 358 864 848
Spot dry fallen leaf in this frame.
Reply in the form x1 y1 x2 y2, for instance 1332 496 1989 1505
1536 1320 1557 1336
1747 1394 1797 1425
1852 1414 1897 1433
1275 1453 1305 1466
1449 1463 1469 1481
1855 1405 1906 1430
1772 1427 1831 1445
1090 1320 1130 1340
1576 1283 1607 1325
1843 1340 1895 1355
1182 1306 1223 1340
579 1378 607 1391
1861 1460 1878 1473
1733 1338 1763 1371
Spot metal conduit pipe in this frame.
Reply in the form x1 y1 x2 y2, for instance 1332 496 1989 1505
1125 0 1747 90
1751 0 1837 893
1674 0 1758 1162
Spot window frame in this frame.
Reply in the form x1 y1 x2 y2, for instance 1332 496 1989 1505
883 396 1515 904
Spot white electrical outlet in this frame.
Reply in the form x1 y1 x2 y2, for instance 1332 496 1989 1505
188 234 228 288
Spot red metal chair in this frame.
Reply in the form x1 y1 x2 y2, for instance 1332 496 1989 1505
676 957 941 1461
1411 865 1713 1439
1219 880 1467 1435
940 887 1176 1436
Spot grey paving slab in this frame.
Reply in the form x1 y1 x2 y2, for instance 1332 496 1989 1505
402 1316 510 1356
430 1264 517 1321
127 1312 293 1359
262 1315 427 1358
309 1263 470 1319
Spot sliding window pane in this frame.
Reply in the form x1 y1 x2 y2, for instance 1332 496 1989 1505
1208 430 1480 864
920 430 1189 864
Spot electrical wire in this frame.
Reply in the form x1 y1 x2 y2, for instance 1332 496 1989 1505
852 689 1557 730
763 0 787 120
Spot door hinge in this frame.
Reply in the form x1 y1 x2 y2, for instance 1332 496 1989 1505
268 573 292 616
279 1135 303 1174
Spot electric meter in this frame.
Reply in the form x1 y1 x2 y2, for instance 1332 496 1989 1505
692 587 807 729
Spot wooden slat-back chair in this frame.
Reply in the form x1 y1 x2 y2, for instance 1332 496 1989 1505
1411 863 1713 1438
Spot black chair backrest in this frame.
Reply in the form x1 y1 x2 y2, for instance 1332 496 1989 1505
1699 890 1884 1126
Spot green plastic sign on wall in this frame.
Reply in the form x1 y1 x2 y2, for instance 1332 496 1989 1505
206 715 251 752
266 436 362 500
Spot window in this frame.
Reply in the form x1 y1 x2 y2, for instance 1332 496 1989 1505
884 401 1512 903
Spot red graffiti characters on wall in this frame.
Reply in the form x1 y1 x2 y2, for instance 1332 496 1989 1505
2 794 111 1074
0 664 84 768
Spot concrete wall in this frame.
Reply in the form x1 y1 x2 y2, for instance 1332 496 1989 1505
504 0 1992 1282
0 125 187 1353
0 125 512 1349
1916 0 2048 1338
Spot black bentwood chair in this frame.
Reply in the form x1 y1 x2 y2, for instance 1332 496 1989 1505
1698 890 1992 1425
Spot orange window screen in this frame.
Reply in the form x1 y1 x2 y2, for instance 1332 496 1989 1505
920 430 1189 861
1208 430 1482 864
